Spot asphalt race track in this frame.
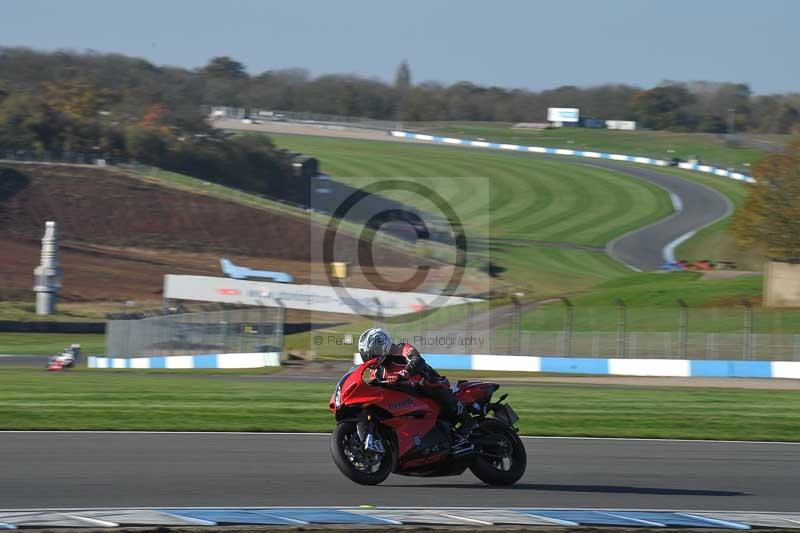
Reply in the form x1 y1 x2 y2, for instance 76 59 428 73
2 432 797 511
592 160 732 271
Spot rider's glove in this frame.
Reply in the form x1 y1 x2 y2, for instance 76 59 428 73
398 369 409 380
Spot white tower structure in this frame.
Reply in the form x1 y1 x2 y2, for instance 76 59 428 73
33 221 62 315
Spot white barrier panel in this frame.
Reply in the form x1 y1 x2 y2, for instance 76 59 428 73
166 356 193 369
130 358 150 369
217 352 280 368
772 361 800 379
472 354 540 372
608 358 690 377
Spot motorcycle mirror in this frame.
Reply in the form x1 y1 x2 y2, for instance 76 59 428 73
498 393 508 403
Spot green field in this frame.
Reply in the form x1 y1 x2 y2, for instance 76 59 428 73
421 122 773 169
0 333 105 355
0 368 796 440
268 133 672 294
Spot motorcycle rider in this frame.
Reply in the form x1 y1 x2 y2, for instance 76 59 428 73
358 327 475 452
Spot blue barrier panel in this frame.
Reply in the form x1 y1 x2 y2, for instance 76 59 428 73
163 510 303 525
521 510 663 527
0 523 15 529
192 354 218 369
149 356 167 369
540 357 610 375
422 354 472 370
622 512 750 529
257 509 397 525
690 360 772 378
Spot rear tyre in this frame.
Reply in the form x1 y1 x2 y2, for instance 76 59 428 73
330 421 394 485
469 418 526 486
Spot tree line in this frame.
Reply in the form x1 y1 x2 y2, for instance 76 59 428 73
1 48 798 135
0 48 305 203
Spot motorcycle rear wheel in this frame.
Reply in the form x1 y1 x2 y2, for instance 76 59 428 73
330 421 395 485
469 418 526 486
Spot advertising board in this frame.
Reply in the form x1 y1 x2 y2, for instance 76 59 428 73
547 107 580 123
163 275 481 316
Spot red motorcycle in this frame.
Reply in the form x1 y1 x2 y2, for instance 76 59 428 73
329 361 526 486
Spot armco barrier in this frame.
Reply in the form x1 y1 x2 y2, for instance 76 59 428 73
390 131 756 183
88 352 280 369
353 353 800 379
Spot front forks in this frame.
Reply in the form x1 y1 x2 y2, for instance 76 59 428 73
357 416 385 453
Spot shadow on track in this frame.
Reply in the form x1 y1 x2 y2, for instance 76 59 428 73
387 483 747 497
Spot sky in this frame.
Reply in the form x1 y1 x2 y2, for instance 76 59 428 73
1 0 797 94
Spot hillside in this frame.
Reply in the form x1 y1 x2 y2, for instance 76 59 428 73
0 163 446 302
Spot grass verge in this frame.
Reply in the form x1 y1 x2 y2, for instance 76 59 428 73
0 333 105 355
0 368 796 441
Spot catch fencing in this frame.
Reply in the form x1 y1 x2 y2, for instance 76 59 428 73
485 330 800 361
106 308 284 358
347 300 800 361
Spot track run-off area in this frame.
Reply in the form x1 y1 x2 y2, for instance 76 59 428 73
2 432 797 512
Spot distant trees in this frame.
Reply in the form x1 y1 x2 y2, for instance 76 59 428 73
0 49 304 203
124 126 167 163
0 93 68 151
0 46 798 136
202 56 249 79
633 85 696 130
731 138 800 261
394 60 412 91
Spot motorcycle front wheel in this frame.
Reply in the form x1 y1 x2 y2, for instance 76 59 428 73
469 418 527 486
330 421 395 485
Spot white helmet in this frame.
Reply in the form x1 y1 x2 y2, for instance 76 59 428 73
358 328 392 364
